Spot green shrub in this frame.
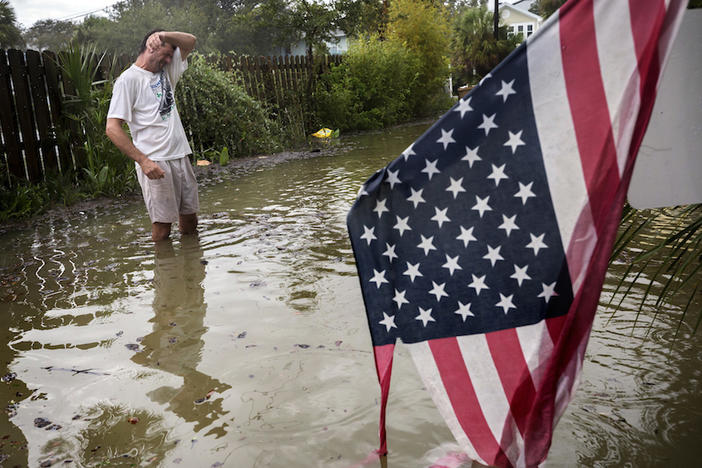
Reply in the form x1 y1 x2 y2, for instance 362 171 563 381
177 54 284 157
0 182 47 222
0 171 92 222
315 37 420 131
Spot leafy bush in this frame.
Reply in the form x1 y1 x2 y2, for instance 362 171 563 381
176 54 284 157
0 169 83 222
386 0 452 116
0 181 48 221
315 36 420 131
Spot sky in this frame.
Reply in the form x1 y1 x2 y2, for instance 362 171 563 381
10 0 116 28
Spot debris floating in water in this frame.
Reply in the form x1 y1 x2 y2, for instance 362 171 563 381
41 366 109 376
34 417 51 428
311 128 340 139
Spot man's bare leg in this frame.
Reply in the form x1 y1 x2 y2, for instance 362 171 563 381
179 213 198 235
152 222 172 242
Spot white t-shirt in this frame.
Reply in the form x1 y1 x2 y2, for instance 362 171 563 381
107 47 192 161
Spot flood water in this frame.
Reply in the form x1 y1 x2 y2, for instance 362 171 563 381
1 122 701 467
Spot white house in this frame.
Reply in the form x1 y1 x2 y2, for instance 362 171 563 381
284 30 349 56
491 0 544 41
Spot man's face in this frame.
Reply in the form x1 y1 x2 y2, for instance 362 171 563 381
156 43 174 69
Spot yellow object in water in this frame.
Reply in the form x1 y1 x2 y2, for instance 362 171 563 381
312 128 333 138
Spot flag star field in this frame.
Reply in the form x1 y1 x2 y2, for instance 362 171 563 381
348 51 574 348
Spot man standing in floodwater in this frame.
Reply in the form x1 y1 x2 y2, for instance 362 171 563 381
106 30 198 242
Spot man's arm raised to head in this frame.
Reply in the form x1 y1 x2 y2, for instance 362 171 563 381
105 118 164 179
153 31 197 60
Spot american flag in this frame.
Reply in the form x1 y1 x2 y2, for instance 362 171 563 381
346 0 688 466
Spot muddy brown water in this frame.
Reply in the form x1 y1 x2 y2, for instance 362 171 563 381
1 122 700 467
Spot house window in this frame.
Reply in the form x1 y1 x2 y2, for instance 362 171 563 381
527 24 534 37
517 25 524 33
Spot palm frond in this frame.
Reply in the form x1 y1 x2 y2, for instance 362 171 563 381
607 203 702 336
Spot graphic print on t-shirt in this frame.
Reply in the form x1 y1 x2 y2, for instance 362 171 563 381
149 71 174 120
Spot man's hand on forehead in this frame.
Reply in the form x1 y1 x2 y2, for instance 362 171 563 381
146 32 165 53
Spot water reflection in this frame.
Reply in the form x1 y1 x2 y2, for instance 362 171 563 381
38 404 171 466
133 237 231 434
0 316 30 467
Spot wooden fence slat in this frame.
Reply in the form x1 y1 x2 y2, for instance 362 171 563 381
0 49 24 183
270 55 282 109
27 50 58 175
292 55 299 90
261 56 273 105
283 55 291 94
276 56 286 92
253 56 263 102
8 49 41 182
254 56 263 102
242 56 250 96
42 50 71 173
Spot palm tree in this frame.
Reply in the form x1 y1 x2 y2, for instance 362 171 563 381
0 0 24 49
451 6 520 86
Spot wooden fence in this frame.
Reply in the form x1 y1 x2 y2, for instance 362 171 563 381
226 54 341 107
0 49 342 187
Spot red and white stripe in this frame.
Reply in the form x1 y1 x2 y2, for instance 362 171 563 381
372 1 688 467
527 0 686 438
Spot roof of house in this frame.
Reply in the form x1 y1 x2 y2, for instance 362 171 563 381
511 0 538 13
499 1 542 21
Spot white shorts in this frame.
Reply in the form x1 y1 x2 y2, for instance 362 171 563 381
136 157 199 224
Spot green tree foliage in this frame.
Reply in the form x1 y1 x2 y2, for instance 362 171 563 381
74 16 114 50
316 36 419 130
335 0 386 37
176 53 284 156
451 5 521 86
70 0 368 57
0 0 24 48
529 0 566 18
23 19 76 51
75 0 217 55
386 0 451 115
288 0 341 56
213 0 296 55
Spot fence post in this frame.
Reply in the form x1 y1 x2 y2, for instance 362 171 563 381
26 49 59 176
7 49 42 182
0 50 24 184
42 50 72 173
